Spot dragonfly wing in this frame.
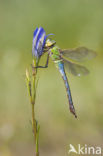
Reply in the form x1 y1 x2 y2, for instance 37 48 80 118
60 47 96 62
64 59 89 76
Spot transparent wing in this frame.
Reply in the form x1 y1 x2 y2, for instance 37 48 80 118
60 47 96 62
64 59 89 76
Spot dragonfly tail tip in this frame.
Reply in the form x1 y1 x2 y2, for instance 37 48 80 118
75 114 77 118
70 107 77 118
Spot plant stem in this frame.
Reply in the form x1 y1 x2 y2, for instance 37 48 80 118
32 102 39 156
26 58 40 156
32 102 36 142
32 59 39 156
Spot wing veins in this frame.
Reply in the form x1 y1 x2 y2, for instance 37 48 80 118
61 47 96 62
63 58 89 76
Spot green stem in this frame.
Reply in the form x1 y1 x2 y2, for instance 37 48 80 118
32 59 40 156
36 125 40 156
32 103 37 141
26 58 40 156
32 101 39 156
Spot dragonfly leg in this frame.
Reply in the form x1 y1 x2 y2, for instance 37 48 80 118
33 54 49 69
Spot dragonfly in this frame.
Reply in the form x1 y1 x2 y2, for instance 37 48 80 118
32 27 96 118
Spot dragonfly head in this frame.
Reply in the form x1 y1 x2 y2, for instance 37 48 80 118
45 39 56 48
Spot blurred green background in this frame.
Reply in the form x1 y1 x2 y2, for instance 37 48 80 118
0 0 103 156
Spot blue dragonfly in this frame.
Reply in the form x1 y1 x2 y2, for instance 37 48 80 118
32 27 96 118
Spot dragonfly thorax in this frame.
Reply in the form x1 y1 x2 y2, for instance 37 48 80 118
49 46 62 62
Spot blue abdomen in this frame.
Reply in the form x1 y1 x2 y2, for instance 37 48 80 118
57 62 77 118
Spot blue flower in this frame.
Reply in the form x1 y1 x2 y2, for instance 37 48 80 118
32 27 46 58
32 27 53 58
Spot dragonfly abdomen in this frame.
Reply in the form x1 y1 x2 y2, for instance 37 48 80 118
57 62 77 118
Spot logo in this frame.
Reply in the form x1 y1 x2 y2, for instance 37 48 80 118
68 144 102 155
